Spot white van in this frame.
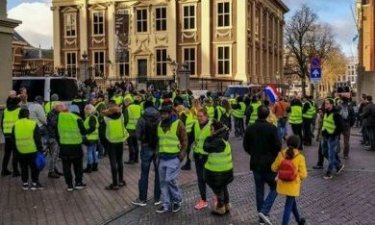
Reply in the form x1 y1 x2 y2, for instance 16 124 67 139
223 84 263 98
12 76 79 102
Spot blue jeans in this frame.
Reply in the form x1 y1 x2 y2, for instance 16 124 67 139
253 171 278 216
159 157 182 210
277 119 288 143
321 136 341 173
282 196 301 225
97 141 105 159
86 144 98 165
138 146 160 202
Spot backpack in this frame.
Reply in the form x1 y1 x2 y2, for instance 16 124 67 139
278 153 298 182
339 104 349 120
143 115 159 149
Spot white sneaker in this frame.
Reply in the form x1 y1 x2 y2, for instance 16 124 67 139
259 212 273 225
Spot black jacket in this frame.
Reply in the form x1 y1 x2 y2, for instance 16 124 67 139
136 106 160 149
361 102 375 127
243 119 281 172
47 109 59 139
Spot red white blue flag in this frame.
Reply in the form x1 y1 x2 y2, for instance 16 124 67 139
263 84 279 103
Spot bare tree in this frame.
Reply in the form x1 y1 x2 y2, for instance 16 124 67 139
285 5 336 96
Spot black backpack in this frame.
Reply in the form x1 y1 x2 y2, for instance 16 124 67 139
143 116 159 148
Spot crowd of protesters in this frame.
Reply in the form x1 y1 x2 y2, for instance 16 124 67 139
1 81 374 225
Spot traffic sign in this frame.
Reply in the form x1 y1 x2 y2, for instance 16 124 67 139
310 56 322 82
311 68 321 79
311 57 321 69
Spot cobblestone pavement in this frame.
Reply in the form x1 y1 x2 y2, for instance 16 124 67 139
107 128 375 225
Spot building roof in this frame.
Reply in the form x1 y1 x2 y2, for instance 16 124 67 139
12 31 31 46
23 48 53 60
275 0 289 13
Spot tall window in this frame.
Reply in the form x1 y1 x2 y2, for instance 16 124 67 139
156 49 168 76
155 7 167 31
183 48 196 75
93 11 105 36
64 13 76 37
137 9 148 32
93 51 105 77
183 5 195 30
217 46 230 75
66 52 77 76
217 1 230 28
118 50 129 77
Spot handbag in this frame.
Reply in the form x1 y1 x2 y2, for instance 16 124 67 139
35 152 46 171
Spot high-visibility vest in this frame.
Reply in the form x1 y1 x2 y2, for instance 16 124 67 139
57 112 82 145
84 115 99 141
228 98 237 105
206 106 215 120
126 104 141 130
104 115 129 143
288 105 303 125
180 111 195 133
44 101 56 114
112 95 124 106
322 113 336 134
303 101 316 119
2 108 21 135
94 101 105 112
232 102 246 119
124 93 134 103
157 120 180 154
249 102 261 125
14 118 37 154
217 106 231 121
205 140 233 172
193 120 212 155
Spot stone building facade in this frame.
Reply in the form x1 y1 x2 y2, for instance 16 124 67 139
52 0 288 89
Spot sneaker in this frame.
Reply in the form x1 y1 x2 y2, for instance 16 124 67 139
131 199 147 207
312 165 323 170
67 186 74 192
1 169 12 177
48 172 60 179
22 183 29 191
31 182 44 191
75 183 87 190
172 202 182 213
298 218 306 225
336 164 345 174
194 199 208 210
154 200 162 206
258 212 273 225
105 184 119 191
12 171 21 177
323 172 333 180
156 206 169 214
119 180 127 187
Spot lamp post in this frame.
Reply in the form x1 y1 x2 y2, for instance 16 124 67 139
167 55 178 89
80 51 89 81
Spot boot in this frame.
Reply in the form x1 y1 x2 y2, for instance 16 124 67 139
224 203 231 213
92 163 98 172
181 159 191 170
212 205 226 215
83 164 92 173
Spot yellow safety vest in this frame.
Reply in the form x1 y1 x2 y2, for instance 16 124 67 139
193 121 211 155
303 101 316 119
232 102 246 119
288 105 303 125
84 115 99 141
158 120 180 154
322 113 336 134
2 108 21 135
14 119 37 154
112 95 124 106
249 102 261 125
44 101 56 114
126 104 141 130
205 140 233 172
206 106 215 120
104 115 129 143
57 112 83 145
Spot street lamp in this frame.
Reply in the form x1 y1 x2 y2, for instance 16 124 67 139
167 55 178 88
81 51 89 81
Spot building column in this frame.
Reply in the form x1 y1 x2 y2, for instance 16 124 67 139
107 2 116 78
201 0 211 76
252 1 256 84
79 3 88 61
265 10 269 83
236 0 247 82
259 5 263 84
52 6 61 69
168 0 177 77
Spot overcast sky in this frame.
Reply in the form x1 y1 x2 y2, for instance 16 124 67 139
7 0 357 57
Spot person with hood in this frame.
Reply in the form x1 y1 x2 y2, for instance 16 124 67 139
83 104 99 173
124 95 142 164
57 104 87 191
102 101 129 190
1 94 21 177
131 100 161 206
203 120 233 215
156 102 188 214
12 108 44 190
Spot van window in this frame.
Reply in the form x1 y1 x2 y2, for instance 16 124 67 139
50 79 78 101
224 87 250 97
12 79 45 102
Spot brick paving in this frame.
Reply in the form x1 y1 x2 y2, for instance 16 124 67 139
0 128 374 225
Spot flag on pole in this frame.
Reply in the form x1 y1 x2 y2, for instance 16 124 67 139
263 84 279 103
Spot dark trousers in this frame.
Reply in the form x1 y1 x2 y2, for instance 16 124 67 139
108 142 124 186
2 136 19 173
234 117 244 137
209 184 229 208
253 171 278 216
18 153 38 183
138 146 160 201
291 124 303 149
194 153 208 201
365 126 375 148
316 141 325 166
62 156 83 187
342 126 351 156
282 196 301 225
185 132 194 162
302 118 313 145
127 132 139 162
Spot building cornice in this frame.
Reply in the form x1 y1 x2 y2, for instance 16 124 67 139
0 18 21 34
